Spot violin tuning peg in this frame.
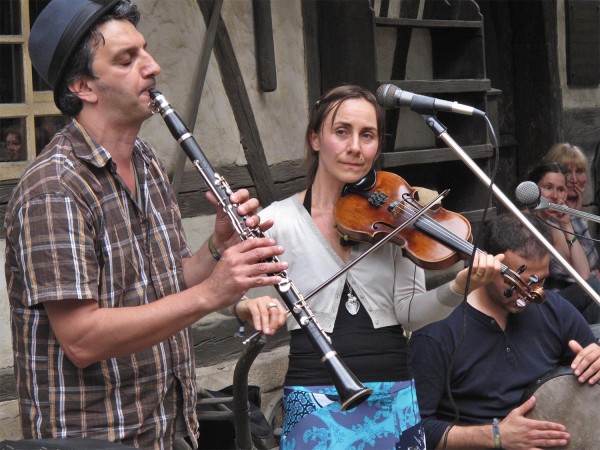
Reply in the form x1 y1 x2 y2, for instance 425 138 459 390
516 265 527 275
528 275 539 284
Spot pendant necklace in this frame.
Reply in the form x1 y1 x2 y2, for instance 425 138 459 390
312 190 360 315
345 281 360 315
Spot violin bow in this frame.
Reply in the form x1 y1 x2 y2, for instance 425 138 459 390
304 189 450 301
242 189 449 344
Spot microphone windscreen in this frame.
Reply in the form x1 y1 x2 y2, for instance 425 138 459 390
515 181 540 208
375 84 398 108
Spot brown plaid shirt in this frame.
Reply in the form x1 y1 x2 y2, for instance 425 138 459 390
5 120 198 449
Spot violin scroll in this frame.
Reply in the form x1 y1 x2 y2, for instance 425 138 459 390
502 265 546 308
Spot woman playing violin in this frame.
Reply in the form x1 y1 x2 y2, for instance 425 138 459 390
258 84 503 450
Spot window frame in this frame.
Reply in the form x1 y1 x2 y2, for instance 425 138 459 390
0 0 63 180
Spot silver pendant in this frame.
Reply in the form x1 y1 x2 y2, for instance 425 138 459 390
345 288 360 315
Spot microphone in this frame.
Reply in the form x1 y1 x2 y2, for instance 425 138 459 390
375 83 485 117
515 181 548 210
515 181 600 224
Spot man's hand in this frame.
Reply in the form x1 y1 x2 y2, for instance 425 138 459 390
201 237 287 311
209 189 272 250
499 396 569 449
569 340 600 383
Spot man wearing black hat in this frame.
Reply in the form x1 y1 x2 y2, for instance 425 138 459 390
5 1 287 448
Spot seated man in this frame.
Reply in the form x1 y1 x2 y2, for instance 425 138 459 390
409 213 600 449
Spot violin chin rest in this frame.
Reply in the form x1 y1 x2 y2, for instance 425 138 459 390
414 187 441 205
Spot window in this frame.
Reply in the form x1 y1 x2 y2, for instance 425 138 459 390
0 0 68 179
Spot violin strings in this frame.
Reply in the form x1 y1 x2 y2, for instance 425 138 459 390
398 198 509 273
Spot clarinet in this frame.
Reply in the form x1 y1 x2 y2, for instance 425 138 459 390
149 89 372 411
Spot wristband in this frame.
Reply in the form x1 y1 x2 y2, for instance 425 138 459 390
208 235 221 261
492 418 501 448
567 235 578 247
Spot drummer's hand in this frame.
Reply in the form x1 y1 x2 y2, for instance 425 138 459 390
499 396 569 449
451 253 504 295
234 296 287 335
569 340 600 384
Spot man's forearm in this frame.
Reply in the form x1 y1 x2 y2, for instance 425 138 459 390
183 239 220 287
440 424 495 449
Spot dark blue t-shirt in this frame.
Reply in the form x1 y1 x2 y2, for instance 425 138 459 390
409 291 595 450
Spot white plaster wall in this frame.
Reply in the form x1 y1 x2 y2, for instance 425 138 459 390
137 0 307 171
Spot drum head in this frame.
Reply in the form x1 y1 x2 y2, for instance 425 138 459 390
522 367 600 449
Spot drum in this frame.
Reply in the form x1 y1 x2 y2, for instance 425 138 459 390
522 366 600 449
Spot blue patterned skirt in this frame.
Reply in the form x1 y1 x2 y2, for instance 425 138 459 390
280 380 426 450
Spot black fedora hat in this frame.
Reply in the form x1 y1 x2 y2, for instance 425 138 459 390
29 0 121 91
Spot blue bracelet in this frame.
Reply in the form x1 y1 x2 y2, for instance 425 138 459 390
492 418 501 448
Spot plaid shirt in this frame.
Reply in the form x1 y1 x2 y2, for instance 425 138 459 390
5 120 198 450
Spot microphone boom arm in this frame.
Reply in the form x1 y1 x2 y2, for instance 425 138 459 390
420 115 600 307
542 202 600 225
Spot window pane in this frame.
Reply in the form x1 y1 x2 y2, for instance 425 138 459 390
30 0 52 91
0 44 24 102
35 115 68 154
0 0 21 35
1 118 26 162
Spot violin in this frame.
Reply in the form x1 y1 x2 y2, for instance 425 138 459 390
334 170 545 306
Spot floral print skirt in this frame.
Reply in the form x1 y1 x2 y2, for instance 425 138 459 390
280 380 426 450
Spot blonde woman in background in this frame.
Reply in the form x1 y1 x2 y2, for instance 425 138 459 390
544 143 599 279
542 144 600 325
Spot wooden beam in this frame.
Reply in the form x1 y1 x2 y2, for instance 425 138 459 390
170 0 224 194
252 0 277 92
198 0 277 206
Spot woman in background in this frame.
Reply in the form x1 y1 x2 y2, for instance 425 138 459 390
526 161 600 324
544 143 599 278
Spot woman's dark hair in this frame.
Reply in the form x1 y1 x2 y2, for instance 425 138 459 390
305 85 385 185
55 1 140 117
526 161 567 185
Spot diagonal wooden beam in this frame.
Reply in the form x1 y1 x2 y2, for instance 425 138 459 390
170 0 224 194
198 0 277 206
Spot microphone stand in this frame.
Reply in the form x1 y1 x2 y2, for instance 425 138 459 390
538 201 600 225
420 114 600 306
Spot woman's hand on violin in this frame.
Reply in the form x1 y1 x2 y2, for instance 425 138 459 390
451 252 504 295
235 296 287 335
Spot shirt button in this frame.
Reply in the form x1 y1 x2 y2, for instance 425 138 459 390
506 347 511 352
491 319 496 325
